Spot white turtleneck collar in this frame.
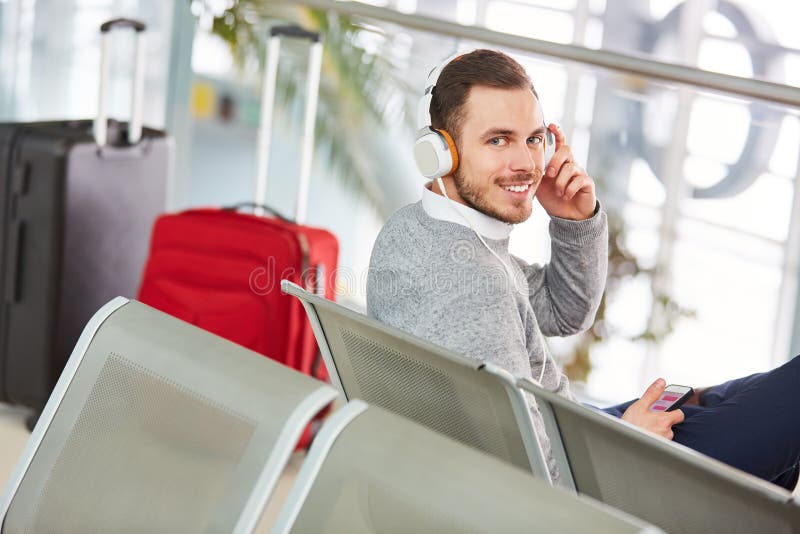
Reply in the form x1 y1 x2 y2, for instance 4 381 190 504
421 182 514 240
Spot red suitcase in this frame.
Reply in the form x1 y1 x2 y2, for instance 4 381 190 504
138 205 337 383
138 26 335 446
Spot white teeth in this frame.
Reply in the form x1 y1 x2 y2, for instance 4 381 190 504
502 184 529 193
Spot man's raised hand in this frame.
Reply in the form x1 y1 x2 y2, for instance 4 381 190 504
534 123 597 221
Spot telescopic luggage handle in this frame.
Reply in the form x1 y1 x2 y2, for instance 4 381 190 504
254 24 322 224
94 18 147 147
270 25 320 42
222 202 291 222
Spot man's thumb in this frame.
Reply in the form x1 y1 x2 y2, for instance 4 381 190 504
641 378 666 405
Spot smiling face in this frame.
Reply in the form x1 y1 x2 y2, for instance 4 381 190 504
443 85 547 224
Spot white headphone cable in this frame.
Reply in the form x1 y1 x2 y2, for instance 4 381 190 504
435 176 548 385
436 177 517 280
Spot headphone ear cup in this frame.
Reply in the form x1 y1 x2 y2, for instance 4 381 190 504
414 131 453 179
544 129 556 165
413 128 458 179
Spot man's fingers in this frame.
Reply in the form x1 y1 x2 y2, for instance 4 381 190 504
641 378 667 405
553 162 576 195
562 172 594 201
670 408 686 425
548 122 566 149
545 124 571 178
624 385 684 442
546 147 572 178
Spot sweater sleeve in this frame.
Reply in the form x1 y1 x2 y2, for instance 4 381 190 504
516 202 608 337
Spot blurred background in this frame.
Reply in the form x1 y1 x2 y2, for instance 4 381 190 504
2 0 799 404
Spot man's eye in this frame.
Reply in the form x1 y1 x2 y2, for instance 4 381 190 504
528 136 543 145
489 137 507 146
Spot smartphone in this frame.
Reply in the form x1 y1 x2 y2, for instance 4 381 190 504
648 384 694 412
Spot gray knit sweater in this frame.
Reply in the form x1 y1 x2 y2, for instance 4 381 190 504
366 196 608 482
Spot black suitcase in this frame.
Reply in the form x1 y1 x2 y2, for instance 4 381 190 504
0 19 170 416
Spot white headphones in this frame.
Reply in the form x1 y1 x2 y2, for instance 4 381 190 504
413 51 556 180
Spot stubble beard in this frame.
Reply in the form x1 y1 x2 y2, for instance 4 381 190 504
452 167 541 224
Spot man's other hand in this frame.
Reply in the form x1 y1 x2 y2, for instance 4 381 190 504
535 123 597 221
621 378 685 440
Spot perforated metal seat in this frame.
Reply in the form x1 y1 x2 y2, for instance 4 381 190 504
518 377 800 534
273 400 663 533
281 280 550 481
0 298 337 534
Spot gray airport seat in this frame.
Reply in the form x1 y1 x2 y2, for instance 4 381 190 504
281 280 550 481
272 400 662 534
518 377 800 534
0 298 338 534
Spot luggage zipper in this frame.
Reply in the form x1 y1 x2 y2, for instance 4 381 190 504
296 233 326 296
297 233 310 289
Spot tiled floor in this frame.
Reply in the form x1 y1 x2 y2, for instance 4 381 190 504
0 404 32 492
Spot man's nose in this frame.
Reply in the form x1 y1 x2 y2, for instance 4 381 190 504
509 141 535 172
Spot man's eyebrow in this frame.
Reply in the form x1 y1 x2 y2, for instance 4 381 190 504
480 128 515 139
480 126 547 139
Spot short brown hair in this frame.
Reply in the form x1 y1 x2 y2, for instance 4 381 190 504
429 49 538 144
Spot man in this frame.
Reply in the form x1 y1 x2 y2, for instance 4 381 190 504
367 49 800 489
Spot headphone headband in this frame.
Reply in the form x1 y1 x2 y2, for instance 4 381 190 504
416 52 463 130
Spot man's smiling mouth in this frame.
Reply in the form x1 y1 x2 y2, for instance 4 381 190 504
501 183 531 193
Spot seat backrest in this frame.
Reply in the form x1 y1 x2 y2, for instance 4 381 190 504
273 401 662 534
281 280 549 479
0 298 337 534
518 378 800 534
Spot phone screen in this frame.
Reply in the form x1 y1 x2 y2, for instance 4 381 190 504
649 384 693 412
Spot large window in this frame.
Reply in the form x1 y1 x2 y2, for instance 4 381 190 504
350 0 800 401
0 0 174 127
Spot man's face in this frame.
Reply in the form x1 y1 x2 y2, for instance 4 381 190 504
447 85 547 225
